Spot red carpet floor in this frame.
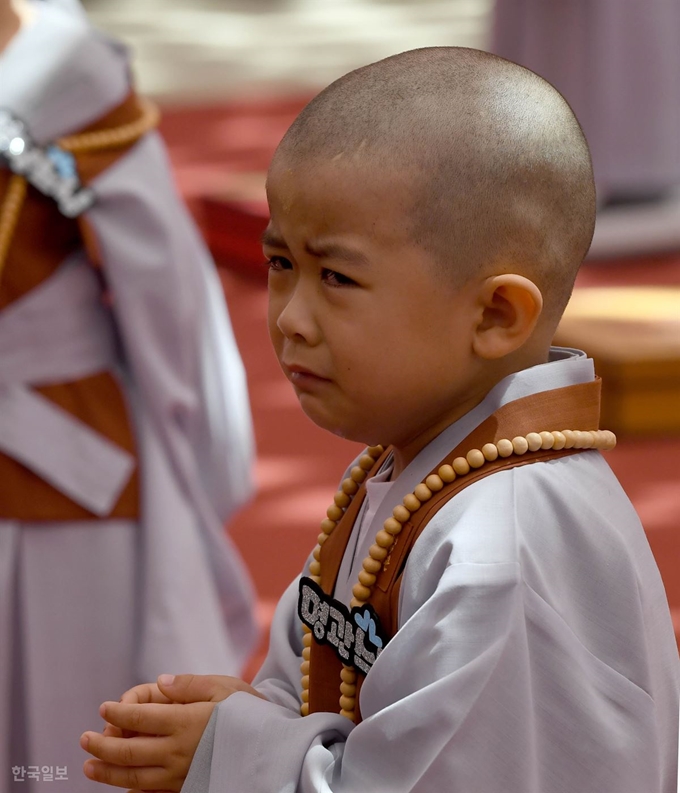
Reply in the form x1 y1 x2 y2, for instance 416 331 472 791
158 100 680 675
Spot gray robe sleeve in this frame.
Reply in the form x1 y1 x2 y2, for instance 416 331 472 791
182 455 679 793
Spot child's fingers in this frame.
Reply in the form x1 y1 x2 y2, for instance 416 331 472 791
120 683 172 706
103 723 125 738
98 702 177 736
81 731 168 767
157 673 249 704
83 759 178 792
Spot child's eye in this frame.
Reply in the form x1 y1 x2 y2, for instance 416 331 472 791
265 256 293 271
322 268 357 287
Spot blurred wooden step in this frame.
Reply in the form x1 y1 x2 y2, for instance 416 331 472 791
554 287 680 436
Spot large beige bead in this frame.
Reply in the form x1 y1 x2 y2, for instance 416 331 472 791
369 543 389 561
602 429 617 450
363 556 382 574
340 709 356 721
340 682 357 697
438 464 456 482
581 431 594 449
452 456 470 475
301 675 310 689
310 574 321 585
414 483 433 501
352 583 372 601
300 660 310 675
309 560 321 576
375 530 394 548
551 431 566 450
359 454 376 471
403 493 421 512
562 430 576 448
339 695 355 711
300 702 309 716
383 517 402 535
341 478 359 495
334 491 351 508
512 436 529 455
320 518 337 535
393 505 411 523
312 546 321 562
358 569 377 587
301 689 309 703
526 432 542 452
367 445 384 457
340 666 357 683
540 431 555 450
317 532 328 547
350 466 366 482
350 597 361 609
302 646 311 661
326 504 343 521
482 443 499 461
496 439 513 457
425 474 444 492
466 449 485 469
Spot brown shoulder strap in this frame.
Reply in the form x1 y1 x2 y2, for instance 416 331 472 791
310 447 392 715
349 378 601 722
375 378 601 632
318 446 393 596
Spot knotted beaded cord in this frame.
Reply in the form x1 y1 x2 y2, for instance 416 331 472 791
0 98 160 284
300 428 617 721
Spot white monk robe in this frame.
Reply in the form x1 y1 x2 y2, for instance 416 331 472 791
182 348 679 793
0 2 256 790
492 0 680 203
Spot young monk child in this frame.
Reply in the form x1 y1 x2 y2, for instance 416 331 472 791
81 47 680 793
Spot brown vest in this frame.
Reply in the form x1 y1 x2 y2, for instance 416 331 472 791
309 379 601 723
0 92 147 520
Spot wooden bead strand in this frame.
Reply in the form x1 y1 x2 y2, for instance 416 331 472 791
299 444 385 715
300 428 616 722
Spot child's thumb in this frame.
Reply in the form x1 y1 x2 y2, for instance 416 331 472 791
157 673 228 703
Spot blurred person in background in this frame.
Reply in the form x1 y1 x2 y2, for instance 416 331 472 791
493 0 680 208
0 0 257 789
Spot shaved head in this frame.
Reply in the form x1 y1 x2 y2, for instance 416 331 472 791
273 47 596 325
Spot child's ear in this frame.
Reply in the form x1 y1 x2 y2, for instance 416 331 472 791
471 274 543 360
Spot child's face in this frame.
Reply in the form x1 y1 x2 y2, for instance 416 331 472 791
264 159 483 452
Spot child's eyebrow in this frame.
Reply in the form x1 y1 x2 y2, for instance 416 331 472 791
261 229 287 249
304 240 369 265
261 230 370 266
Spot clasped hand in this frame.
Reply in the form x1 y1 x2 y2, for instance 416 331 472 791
81 674 265 792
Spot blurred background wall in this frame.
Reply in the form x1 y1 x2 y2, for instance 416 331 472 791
84 0 493 102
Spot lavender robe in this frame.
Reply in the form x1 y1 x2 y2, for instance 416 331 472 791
183 350 679 793
0 2 257 790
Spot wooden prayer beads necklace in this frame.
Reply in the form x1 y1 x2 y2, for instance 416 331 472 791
300 428 617 721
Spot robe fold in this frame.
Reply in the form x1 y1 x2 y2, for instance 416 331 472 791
182 348 679 793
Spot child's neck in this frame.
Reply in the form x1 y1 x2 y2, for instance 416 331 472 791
389 388 487 479
388 348 552 479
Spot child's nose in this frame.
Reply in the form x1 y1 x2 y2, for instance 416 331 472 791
276 287 321 346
